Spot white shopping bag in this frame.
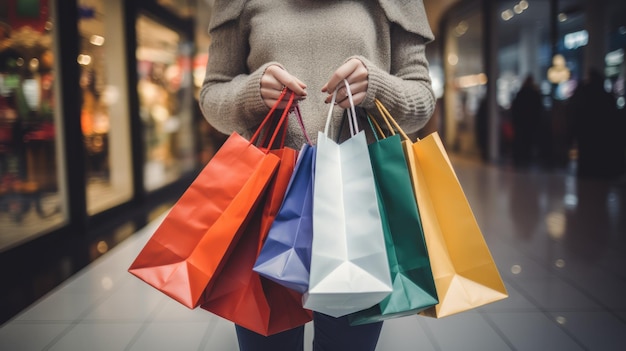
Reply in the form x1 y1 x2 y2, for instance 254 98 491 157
303 81 392 317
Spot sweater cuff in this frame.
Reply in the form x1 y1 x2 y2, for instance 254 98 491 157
241 62 284 128
350 55 383 111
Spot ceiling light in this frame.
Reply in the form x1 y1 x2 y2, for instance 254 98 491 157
501 10 514 21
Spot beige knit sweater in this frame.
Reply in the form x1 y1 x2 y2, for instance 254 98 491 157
200 0 435 148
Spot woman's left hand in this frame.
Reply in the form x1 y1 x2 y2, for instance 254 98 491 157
322 58 368 108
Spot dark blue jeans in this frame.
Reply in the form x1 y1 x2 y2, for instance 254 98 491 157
235 312 383 351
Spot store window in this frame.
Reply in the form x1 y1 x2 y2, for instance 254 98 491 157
606 2 626 109
78 0 133 215
193 0 229 164
157 0 195 19
495 0 553 164
442 2 484 157
496 0 552 108
555 0 585 101
0 0 66 251
136 14 195 192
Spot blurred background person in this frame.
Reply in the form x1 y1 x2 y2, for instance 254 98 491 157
568 68 625 179
510 74 543 168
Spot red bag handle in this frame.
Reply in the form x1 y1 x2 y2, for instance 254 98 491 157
293 103 312 145
250 89 295 151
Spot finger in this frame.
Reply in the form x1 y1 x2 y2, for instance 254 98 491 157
261 66 286 90
327 88 349 105
344 80 368 96
345 61 368 85
261 84 285 108
324 80 367 104
323 59 362 93
261 86 285 100
337 91 366 109
334 89 352 107
263 97 294 109
263 98 275 109
262 65 308 98
324 86 348 104
294 76 308 90
262 89 306 108
273 69 307 96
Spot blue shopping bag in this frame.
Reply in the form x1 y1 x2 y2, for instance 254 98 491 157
253 109 315 294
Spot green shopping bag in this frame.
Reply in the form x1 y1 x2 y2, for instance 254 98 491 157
348 109 438 326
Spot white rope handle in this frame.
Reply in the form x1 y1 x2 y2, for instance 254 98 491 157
324 79 358 137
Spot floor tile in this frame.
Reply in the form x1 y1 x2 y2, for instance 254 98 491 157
128 321 210 351
494 249 555 280
14 292 96 322
513 277 602 311
51 271 118 300
83 278 166 322
48 322 143 351
2 158 626 351
552 260 626 310
475 282 537 312
304 323 314 351
489 311 586 350
418 312 512 350
152 298 216 323
0 322 71 350
200 317 240 351
376 316 436 351
547 311 626 351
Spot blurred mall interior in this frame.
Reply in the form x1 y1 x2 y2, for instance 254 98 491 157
0 0 625 350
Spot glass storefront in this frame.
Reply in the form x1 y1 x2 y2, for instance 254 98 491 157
136 14 195 192
78 0 133 215
1 0 210 326
442 2 485 157
0 0 66 251
555 0 584 101
441 0 626 167
0 0 203 252
607 21 626 110
193 0 228 164
496 0 552 108
156 0 195 19
496 0 553 165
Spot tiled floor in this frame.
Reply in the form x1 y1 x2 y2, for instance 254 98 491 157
1 158 625 350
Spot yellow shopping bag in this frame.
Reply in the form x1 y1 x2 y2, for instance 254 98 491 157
375 100 508 318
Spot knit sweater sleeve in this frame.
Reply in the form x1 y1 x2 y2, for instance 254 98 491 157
198 12 273 137
358 23 436 135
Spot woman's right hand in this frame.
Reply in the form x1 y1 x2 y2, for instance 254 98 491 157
261 64 307 109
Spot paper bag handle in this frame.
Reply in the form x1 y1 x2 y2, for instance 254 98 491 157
250 89 295 150
367 113 386 141
293 103 313 145
373 99 413 142
324 79 358 137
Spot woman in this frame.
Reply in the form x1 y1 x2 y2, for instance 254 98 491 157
199 1 435 350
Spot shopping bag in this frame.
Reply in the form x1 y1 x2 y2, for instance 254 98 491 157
128 90 292 309
253 105 315 293
201 123 313 335
373 100 507 318
303 81 392 318
347 112 438 326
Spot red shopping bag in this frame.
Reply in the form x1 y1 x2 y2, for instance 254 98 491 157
201 100 313 336
128 90 293 309
201 148 313 335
